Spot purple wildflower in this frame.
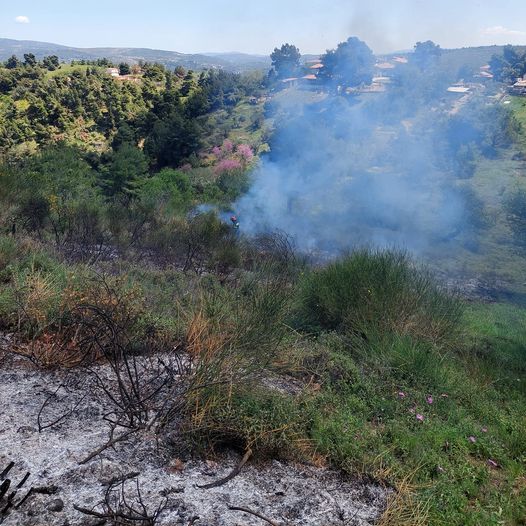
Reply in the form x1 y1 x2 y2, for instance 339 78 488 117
426 395 434 404
468 436 476 443
416 413 424 422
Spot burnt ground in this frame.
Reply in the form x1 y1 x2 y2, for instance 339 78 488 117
0 348 388 526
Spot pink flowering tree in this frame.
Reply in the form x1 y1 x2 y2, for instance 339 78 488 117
214 158 242 176
236 143 254 163
222 139 234 154
211 146 223 158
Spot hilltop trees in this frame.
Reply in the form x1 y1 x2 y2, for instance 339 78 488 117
23 53 37 67
411 40 442 70
320 36 374 88
490 45 526 83
5 55 20 69
270 44 301 79
42 55 60 71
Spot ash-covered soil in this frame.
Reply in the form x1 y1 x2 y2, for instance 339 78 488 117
0 351 388 526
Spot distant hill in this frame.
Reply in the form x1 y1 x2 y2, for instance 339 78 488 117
0 38 271 72
4 38 524 75
382 45 526 72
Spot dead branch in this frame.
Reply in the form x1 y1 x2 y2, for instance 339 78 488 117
37 382 88 432
75 475 166 525
72 505 107 519
103 471 141 487
228 505 282 526
78 427 139 465
197 448 252 489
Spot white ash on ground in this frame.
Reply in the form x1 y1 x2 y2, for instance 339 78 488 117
0 355 389 526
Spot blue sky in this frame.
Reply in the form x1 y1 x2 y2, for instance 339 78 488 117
2 0 526 55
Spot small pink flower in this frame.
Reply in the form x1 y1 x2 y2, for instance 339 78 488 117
487 459 498 468
426 395 434 404
468 436 476 443
416 413 424 422
398 391 406 399
481 427 488 433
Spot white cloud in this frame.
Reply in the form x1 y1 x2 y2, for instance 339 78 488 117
481 25 526 37
14 15 30 24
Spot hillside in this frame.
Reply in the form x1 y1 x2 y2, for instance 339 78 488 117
0 38 271 72
0 37 526 526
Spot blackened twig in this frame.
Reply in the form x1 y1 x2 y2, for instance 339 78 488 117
197 448 252 490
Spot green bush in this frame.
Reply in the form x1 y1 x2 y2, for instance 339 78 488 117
296 249 462 345
504 188 526 249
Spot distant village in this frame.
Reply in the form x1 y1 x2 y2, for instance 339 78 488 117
278 55 526 98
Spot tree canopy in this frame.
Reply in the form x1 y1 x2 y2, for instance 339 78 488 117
411 40 442 70
270 44 301 79
490 45 526 83
320 37 375 88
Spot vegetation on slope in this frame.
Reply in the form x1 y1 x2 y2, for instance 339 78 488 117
0 42 525 526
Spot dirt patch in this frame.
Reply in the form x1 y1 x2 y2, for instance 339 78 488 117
0 354 388 525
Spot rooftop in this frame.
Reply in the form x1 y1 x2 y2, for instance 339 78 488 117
447 86 470 93
376 62 396 70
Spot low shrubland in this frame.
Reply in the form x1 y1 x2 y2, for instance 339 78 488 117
295 249 462 346
0 226 524 525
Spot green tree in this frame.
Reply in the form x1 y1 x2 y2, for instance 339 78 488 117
270 43 301 79
23 53 37 67
490 45 526 83
181 71 195 96
144 113 201 168
411 40 442 71
320 37 374 88
119 62 131 76
42 55 60 71
174 66 186 78
137 168 193 215
5 55 20 69
103 144 149 200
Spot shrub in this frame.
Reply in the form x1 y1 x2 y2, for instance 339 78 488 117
296 249 462 346
504 188 526 249
183 274 300 455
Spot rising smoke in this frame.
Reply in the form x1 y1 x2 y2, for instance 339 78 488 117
234 55 487 256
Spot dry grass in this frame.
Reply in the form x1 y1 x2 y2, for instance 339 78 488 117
377 468 431 526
